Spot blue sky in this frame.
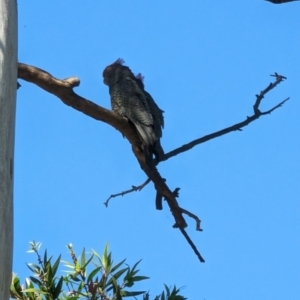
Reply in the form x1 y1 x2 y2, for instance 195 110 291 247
14 1 299 299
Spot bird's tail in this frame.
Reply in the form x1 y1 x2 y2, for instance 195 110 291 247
134 123 157 147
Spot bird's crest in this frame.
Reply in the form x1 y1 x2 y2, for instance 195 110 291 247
103 58 125 82
135 73 145 82
114 58 125 66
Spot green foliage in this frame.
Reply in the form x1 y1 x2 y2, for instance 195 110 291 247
154 285 187 300
11 242 187 300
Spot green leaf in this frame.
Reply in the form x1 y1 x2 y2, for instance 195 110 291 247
112 276 122 300
52 254 61 277
106 267 128 289
46 262 54 285
75 260 80 272
102 244 109 269
112 267 128 280
111 259 126 273
81 253 94 270
10 275 24 299
25 278 34 289
43 249 48 265
80 248 86 268
28 241 42 252
69 274 81 282
161 285 187 300
101 244 112 274
143 292 150 300
86 266 102 282
53 276 64 299
77 280 85 293
164 284 170 297
131 276 149 282
91 249 101 261
22 288 49 294
131 259 142 273
123 259 144 287
29 276 42 286
61 260 75 269
121 290 146 297
11 274 21 289
26 263 40 273
24 291 36 300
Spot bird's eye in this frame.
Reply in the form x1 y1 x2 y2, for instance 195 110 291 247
103 66 112 78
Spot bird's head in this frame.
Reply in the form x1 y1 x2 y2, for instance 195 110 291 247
102 58 125 86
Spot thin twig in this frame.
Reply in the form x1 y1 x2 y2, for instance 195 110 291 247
253 72 286 113
104 178 151 207
179 208 203 231
261 98 289 115
179 228 205 263
162 73 288 162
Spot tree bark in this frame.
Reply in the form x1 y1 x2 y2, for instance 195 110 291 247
0 0 17 299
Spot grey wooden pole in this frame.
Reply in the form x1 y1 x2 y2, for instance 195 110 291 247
0 0 17 299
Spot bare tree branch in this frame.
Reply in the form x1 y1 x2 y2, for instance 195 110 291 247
162 73 288 162
180 228 205 263
104 178 151 207
253 73 287 113
17 63 142 147
17 64 288 264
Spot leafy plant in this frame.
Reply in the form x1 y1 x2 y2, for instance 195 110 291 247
11 242 187 300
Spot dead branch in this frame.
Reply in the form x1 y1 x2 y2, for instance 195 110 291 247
180 207 202 231
130 145 187 229
180 228 205 263
162 73 288 162
104 176 165 212
17 63 141 147
104 178 151 207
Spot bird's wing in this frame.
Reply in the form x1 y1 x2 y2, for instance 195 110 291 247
111 78 157 146
145 91 164 129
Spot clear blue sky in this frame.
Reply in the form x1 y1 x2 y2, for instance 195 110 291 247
14 1 299 299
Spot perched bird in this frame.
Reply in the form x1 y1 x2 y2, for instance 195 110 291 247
102 59 162 165
265 0 299 3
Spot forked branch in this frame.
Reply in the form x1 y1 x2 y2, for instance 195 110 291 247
162 73 288 161
104 73 288 213
104 178 151 207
